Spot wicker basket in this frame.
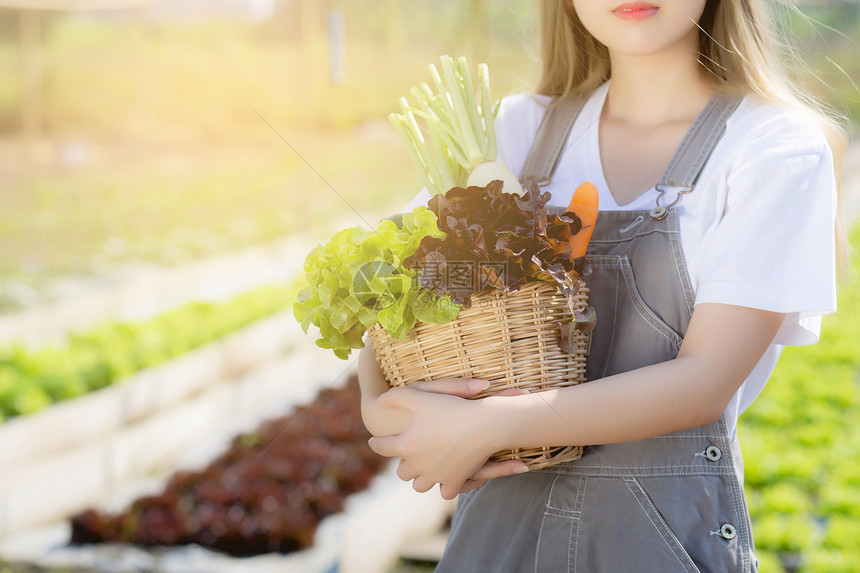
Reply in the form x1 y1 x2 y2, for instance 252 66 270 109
367 279 590 470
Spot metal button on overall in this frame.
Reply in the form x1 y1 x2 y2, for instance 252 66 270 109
719 524 738 540
705 445 723 462
649 205 668 220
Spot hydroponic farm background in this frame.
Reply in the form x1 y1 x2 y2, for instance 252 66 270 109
0 1 859 572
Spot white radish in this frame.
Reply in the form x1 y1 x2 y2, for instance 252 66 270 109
466 161 524 196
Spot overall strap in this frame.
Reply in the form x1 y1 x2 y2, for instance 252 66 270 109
659 91 743 189
518 89 743 217
519 96 588 186
650 91 742 219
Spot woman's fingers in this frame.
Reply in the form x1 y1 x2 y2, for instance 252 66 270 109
470 459 529 481
407 377 490 398
396 458 418 482
452 461 529 495
412 475 437 495
377 386 414 408
368 435 399 458
395 457 529 497
440 481 463 500
376 383 525 410
494 388 529 397
405 378 531 399
459 478 488 494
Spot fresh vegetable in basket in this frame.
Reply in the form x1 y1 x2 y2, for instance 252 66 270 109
294 179 594 359
404 179 589 304
389 55 522 196
566 182 599 259
294 55 600 360
292 207 459 360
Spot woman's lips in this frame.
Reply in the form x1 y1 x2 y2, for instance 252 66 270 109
613 2 659 20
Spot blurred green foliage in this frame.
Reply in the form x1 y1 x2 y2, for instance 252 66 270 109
0 135 414 278
0 281 299 421
0 1 855 311
0 1 538 310
0 1 852 137
740 223 860 571
0 1 539 139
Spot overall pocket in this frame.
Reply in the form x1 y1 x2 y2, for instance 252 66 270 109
585 255 684 380
573 476 701 573
635 475 754 573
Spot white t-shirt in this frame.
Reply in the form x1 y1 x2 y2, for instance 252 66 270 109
402 81 838 434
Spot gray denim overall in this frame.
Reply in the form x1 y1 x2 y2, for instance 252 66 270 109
435 93 758 573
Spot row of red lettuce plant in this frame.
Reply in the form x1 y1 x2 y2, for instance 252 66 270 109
70 377 385 556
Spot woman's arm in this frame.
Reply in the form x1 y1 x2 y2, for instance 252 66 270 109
486 303 785 446
369 302 785 499
358 341 411 437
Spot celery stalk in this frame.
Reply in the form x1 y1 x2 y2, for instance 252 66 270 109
479 63 496 162
428 63 459 136
402 108 447 194
388 113 438 194
439 56 482 168
457 57 488 159
389 55 501 194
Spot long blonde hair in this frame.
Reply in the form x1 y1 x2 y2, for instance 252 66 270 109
537 0 851 275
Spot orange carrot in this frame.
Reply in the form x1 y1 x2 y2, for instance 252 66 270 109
566 181 599 259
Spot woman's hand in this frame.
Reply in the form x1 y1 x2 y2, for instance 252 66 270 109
358 341 528 497
367 386 527 500
358 342 491 437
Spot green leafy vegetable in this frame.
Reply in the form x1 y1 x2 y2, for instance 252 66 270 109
293 207 458 359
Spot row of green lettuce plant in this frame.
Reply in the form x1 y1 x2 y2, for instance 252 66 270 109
740 224 860 572
0 282 298 423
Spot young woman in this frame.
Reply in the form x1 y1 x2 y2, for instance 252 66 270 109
359 1 846 570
